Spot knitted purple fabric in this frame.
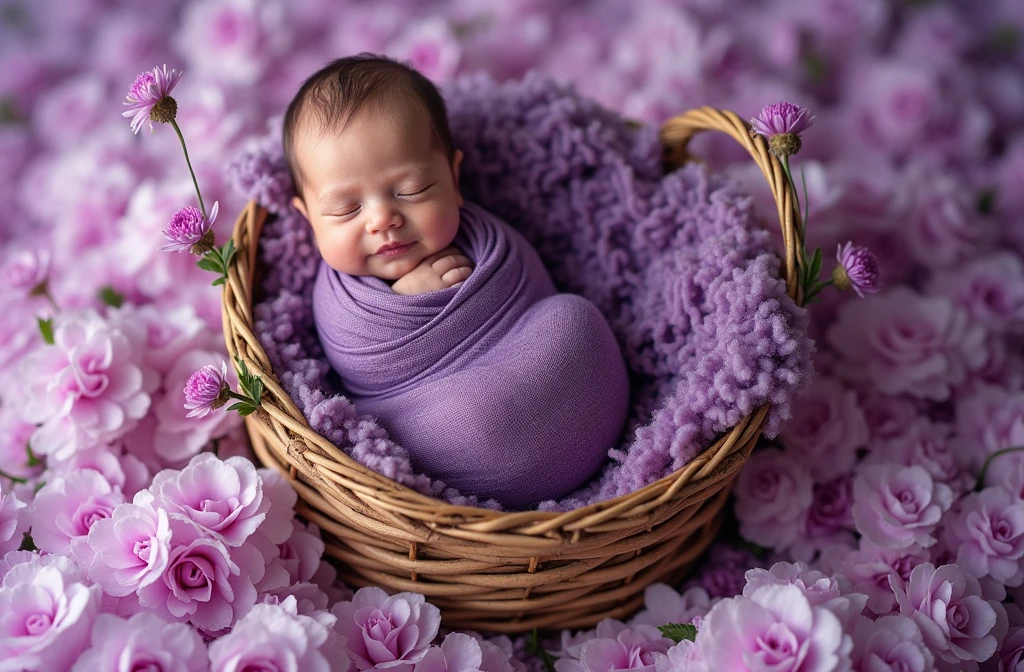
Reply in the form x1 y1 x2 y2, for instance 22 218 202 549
227 74 813 512
313 202 630 508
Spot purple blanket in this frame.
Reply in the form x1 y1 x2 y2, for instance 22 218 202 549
312 202 629 508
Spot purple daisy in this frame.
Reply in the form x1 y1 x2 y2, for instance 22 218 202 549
162 201 219 255
122 64 183 134
750 102 816 157
184 361 230 418
833 242 881 297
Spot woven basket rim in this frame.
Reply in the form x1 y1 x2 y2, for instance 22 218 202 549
222 106 804 534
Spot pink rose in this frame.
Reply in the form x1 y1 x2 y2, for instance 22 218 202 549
20 309 153 461
0 246 49 296
852 463 954 549
0 555 101 671
850 615 934 672
794 475 856 561
955 384 1024 471
71 612 208 672
555 621 670 672
929 252 1024 334
47 441 151 500
631 584 712 629
273 519 325 584
943 486 1024 586
415 634 489 672
868 419 966 490
653 640 706 672
149 453 268 547
108 302 210 377
733 448 813 549
136 518 261 632
84 500 171 597
31 74 107 148
895 563 1008 666
742 561 867 630
904 168 996 269
995 604 1024 672
0 481 28 556
780 377 867 479
29 469 124 555
332 586 442 670
209 595 347 672
0 404 40 482
152 349 241 464
696 584 853 671
828 287 986 401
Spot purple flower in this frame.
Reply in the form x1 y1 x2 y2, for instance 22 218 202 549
209 596 347 672
71 612 208 672
840 540 931 616
183 360 230 418
0 248 49 296
696 584 852 671
331 586 441 670
273 519 325 584
750 102 816 157
0 556 101 671
943 486 1024 586
742 561 867 630
780 376 867 480
996 604 1024 672
149 453 269 547
894 562 1008 666
852 463 953 549
415 634 488 672
83 501 171 597
554 622 670 672
653 640 706 672
929 252 1024 334
28 470 124 556
833 242 881 297
869 419 965 490
161 201 219 255
828 288 987 401
122 64 182 134
850 615 934 672
733 448 814 550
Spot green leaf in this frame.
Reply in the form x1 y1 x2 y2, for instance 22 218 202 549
227 401 257 416
525 630 558 672
37 317 54 344
977 188 996 215
220 239 236 266
808 247 823 284
19 532 36 552
196 255 224 274
98 285 124 308
659 623 698 643
25 443 40 467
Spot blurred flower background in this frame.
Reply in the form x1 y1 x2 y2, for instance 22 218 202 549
2 0 1024 670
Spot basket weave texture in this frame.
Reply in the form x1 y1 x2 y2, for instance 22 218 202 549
222 108 804 633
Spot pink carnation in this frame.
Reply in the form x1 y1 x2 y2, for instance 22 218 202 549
850 615 934 672
631 584 712 629
894 562 1008 666
733 448 813 550
29 470 124 556
943 486 1024 586
780 376 867 479
83 501 172 597
852 463 953 549
695 584 852 671
929 252 1024 334
332 586 441 670
828 287 987 401
136 518 262 632
149 452 269 547
20 309 153 461
71 612 208 672
0 481 28 556
209 595 347 672
0 555 102 671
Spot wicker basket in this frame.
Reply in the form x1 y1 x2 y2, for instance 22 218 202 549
222 107 804 633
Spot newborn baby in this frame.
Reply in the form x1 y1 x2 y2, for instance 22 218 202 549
284 54 630 508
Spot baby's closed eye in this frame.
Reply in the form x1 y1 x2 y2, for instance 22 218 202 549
398 183 435 198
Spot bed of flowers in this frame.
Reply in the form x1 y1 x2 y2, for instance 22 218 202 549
2 0 1024 670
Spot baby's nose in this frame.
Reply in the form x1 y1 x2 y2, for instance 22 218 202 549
367 208 403 233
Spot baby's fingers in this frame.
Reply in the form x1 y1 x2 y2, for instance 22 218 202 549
432 254 473 276
441 266 473 286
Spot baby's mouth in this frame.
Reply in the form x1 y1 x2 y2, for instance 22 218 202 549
376 241 415 257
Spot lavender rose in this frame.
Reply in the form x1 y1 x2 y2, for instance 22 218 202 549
943 486 1024 587
630 584 712 629
332 586 442 670
894 562 1008 666
0 481 28 556
83 500 171 597
733 448 814 549
71 612 208 672
29 469 124 555
852 463 954 549
840 539 931 616
850 615 934 672
780 376 867 479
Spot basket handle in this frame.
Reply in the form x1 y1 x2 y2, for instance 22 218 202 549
659 107 804 303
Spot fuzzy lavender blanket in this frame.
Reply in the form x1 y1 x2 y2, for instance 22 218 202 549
228 74 812 511
313 202 629 508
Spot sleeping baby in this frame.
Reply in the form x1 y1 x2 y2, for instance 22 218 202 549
284 54 630 508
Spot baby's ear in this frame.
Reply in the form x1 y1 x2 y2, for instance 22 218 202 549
292 195 310 221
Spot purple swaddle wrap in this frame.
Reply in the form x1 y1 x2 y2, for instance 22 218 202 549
312 201 630 508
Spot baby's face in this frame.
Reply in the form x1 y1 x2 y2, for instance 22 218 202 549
291 107 463 280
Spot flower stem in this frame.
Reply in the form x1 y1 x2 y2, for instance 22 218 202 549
975 446 1024 491
780 156 804 245
170 119 206 220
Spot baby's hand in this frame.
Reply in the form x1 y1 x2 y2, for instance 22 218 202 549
391 247 474 295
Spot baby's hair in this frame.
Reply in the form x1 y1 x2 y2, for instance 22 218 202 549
282 53 456 201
